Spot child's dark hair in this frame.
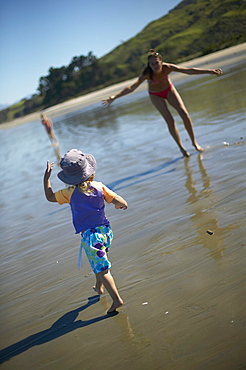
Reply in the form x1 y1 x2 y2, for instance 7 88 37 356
142 49 163 79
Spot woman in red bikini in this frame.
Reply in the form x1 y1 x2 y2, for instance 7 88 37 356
102 50 222 157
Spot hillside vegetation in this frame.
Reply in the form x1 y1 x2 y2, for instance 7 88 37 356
101 0 245 66
1 0 245 124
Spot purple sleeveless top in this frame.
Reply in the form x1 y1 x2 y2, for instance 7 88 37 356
70 185 110 233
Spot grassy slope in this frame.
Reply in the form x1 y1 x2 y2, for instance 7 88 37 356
101 0 246 66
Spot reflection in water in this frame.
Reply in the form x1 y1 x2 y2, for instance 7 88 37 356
184 154 232 260
99 297 151 349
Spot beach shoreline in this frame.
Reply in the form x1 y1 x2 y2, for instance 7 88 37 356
1 42 245 130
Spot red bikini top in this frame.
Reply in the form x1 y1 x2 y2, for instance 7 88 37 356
150 74 169 85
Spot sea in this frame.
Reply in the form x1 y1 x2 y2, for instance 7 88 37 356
0 58 245 369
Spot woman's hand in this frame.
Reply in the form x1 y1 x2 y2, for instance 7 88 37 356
212 68 223 76
101 96 115 106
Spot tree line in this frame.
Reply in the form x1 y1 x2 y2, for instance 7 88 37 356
0 51 141 123
39 51 142 106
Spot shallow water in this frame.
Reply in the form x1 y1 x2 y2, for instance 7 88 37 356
0 62 246 369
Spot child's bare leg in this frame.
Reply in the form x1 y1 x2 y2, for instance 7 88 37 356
93 274 104 295
97 270 123 313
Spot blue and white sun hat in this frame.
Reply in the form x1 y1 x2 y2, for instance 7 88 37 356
57 149 96 185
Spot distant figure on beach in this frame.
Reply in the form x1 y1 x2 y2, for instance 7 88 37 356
102 49 223 157
41 113 61 161
41 113 58 142
44 149 128 314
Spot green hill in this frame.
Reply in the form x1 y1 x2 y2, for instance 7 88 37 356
1 0 245 124
101 0 246 67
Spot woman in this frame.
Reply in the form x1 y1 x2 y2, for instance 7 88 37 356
102 50 223 157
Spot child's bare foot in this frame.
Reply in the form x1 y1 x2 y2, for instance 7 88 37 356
180 147 190 157
193 143 203 152
107 298 124 314
93 285 104 295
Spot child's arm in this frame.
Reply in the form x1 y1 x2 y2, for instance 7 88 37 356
44 161 57 202
112 194 128 210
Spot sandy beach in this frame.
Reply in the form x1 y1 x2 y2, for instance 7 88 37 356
0 43 246 369
1 42 246 130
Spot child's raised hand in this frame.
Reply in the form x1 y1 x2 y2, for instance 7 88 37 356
44 161 57 202
45 160 54 178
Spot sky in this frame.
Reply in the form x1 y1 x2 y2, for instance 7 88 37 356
0 0 181 106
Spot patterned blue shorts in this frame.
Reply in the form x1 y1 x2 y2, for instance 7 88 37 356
78 225 113 274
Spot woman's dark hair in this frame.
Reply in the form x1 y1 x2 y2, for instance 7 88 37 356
142 49 162 79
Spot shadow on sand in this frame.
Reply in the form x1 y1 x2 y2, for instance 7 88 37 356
0 295 117 364
107 155 184 191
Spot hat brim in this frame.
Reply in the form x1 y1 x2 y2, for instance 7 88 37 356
57 153 96 185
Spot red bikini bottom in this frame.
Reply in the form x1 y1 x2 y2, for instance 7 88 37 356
149 84 172 99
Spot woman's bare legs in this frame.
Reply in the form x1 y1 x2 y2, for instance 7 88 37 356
150 94 190 157
167 87 203 152
95 269 123 313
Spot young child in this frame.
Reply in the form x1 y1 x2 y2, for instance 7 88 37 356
43 149 128 314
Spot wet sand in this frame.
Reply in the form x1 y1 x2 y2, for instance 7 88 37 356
1 42 245 129
0 44 246 369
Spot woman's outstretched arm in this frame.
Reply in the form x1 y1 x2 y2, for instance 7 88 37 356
102 75 147 106
166 63 223 76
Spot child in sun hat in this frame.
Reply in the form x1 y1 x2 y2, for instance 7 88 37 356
44 149 128 314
